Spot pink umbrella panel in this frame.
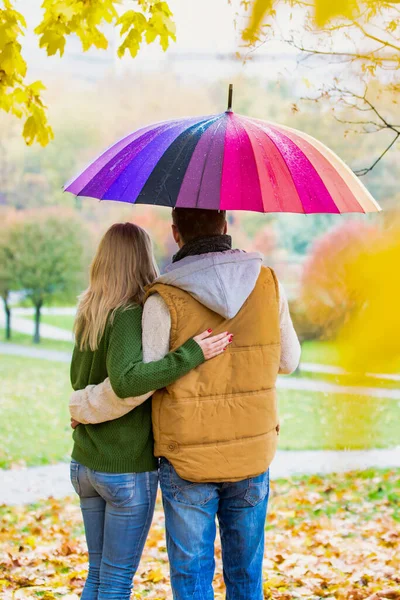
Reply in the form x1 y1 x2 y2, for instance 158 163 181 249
65 111 381 214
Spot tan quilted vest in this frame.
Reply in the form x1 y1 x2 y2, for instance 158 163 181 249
146 266 281 483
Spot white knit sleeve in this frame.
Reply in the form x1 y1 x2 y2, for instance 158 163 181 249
142 293 171 363
69 379 152 424
278 281 301 374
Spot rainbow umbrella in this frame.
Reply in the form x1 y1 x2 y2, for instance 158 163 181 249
65 86 381 214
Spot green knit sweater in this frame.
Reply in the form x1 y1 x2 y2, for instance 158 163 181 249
70 304 204 473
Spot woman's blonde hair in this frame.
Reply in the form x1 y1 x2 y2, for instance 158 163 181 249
74 222 158 351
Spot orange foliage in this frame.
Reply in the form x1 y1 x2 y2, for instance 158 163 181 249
300 220 381 340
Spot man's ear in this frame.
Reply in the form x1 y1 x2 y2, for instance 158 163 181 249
172 224 182 246
223 221 228 235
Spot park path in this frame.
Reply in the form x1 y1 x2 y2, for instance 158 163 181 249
0 342 72 362
3 311 400 382
1 447 399 506
0 314 74 342
2 342 400 400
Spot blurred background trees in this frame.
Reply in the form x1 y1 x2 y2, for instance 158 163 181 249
299 220 381 340
4 209 91 343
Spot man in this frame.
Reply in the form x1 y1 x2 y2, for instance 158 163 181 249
71 208 300 600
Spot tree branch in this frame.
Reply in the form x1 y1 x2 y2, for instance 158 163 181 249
355 132 400 175
283 38 398 62
351 21 400 52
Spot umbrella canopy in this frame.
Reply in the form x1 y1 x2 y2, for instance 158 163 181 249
65 92 381 214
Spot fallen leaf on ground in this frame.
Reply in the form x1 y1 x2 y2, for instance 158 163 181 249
1 469 399 599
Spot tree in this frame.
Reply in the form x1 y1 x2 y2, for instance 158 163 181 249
299 220 381 340
7 209 90 343
0 215 17 340
0 0 175 146
241 0 400 174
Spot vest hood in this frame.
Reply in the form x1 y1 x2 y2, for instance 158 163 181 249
157 250 264 319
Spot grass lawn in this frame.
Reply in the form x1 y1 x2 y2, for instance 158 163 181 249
0 328 74 353
23 313 75 331
301 340 342 365
279 388 400 450
1 354 399 469
302 340 400 375
0 355 72 469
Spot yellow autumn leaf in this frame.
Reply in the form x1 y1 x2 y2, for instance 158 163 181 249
243 0 274 43
38 30 67 57
0 41 27 77
27 80 46 96
314 0 359 26
24 535 37 548
143 567 165 583
52 1 76 21
265 576 287 588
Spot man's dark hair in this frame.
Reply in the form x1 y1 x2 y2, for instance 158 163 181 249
172 208 227 243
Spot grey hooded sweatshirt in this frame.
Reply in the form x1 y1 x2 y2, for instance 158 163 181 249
142 250 301 374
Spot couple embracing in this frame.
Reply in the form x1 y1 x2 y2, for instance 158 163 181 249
69 207 301 600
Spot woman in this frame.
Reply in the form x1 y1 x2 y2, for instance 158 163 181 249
69 222 230 600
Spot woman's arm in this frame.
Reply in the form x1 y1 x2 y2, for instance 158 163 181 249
106 306 206 398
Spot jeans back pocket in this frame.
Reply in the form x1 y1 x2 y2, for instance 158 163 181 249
160 459 216 507
92 471 136 508
244 470 270 507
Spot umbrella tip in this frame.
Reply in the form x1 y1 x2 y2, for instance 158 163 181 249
226 84 233 113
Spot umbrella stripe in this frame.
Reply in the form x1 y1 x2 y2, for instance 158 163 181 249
273 124 364 213
176 115 227 209
102 116 211 203
135 116 220 207
254 121 341 214
272 122 381 213
88 117 210 201
220 113 264 212
81 123 175 200
240 116 304 213
65 119 175 195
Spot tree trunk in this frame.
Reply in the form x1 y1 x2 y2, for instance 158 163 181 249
2 294 11 340
33 300 43 344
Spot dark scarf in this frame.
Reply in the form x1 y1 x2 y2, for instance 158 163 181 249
172 235 232 263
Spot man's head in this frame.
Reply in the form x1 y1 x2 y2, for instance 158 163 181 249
171 208 228 248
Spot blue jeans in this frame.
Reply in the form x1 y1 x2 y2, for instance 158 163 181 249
70 460 158 600
159 458 270 600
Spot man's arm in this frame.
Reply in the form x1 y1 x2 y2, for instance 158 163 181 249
142 293 171 362
69 294 173 424
278 281 301 374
